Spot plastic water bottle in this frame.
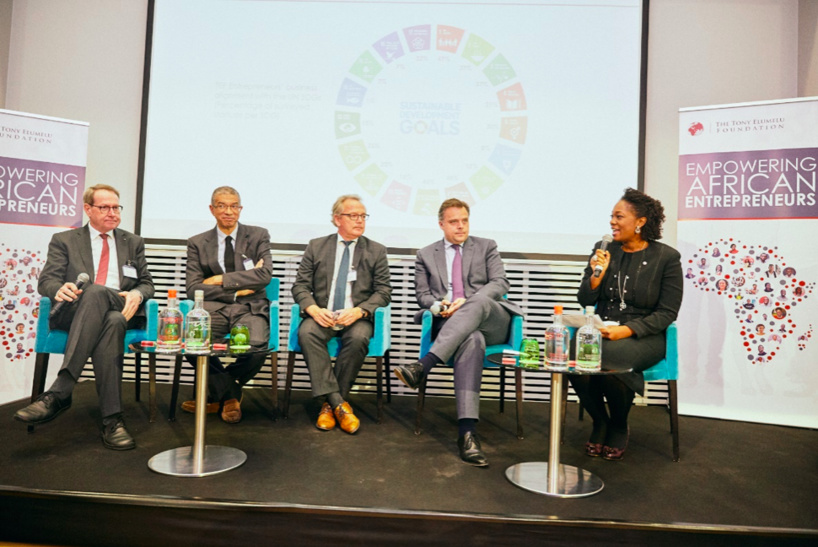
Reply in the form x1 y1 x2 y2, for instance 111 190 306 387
544 305 570 369
157 289 183 352
184 289 211 354
576 305 602 370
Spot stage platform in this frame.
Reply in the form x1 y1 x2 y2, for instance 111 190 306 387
1 382 816 546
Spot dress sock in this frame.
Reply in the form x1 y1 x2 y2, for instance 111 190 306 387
419 352 442 375
458 418 476 437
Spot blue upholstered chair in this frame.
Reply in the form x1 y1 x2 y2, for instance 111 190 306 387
282 303 392 423
642 322 679 461
31 296 159 427
414 309 526 438
168 278 281 421
572 322 680 461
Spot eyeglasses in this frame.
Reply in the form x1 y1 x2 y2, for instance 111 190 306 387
213 204 243 212
339 213 370 221
91 205 123 214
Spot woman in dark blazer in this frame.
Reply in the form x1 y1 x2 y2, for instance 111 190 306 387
570 188 683 461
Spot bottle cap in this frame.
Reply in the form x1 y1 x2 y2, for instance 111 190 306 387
168 289 177 298
555 305 563 314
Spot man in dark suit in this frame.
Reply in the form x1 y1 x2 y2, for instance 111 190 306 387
14 184 154 450
184 186 273 423
292 194 392 434
393 198 521 466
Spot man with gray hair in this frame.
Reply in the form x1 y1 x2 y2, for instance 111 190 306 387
292 195 392 434
184 186 273 423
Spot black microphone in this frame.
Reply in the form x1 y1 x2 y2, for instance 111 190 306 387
50 273 90 317
593 235 614 278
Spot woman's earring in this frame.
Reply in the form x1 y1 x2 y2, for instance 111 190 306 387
635 225 641 234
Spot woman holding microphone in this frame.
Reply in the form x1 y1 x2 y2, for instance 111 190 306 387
570 188 683 460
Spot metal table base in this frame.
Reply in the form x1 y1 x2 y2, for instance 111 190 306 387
148 445 246 477
506 461 603 498
148 354 246 477
504 371 604 498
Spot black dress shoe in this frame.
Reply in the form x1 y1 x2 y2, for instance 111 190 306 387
13 392 71 425
457 431 488 467
394 361 424 390
101 419 136 451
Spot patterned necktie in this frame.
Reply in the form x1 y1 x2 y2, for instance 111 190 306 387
451 244 465 300
95 233 109 285
333 241 352 311
224 235 235 273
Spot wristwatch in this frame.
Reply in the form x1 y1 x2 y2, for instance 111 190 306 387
359 307 370 319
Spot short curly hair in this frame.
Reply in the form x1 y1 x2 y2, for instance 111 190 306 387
620 187 665 240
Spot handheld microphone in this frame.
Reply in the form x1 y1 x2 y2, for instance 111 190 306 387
593 235 614 278
430 301 449 316
50 273 90 317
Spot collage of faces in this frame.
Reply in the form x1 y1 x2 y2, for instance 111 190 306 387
0 247 44 361
687 239 814 364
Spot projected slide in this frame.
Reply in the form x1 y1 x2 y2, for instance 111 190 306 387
141 0 643 254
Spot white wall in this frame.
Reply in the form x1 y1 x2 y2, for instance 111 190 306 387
799 0 818 97
644 0 800 245
4 0 148 231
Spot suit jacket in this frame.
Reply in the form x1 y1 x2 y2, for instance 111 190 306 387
186 223 273 315
577 240 683 338
37 224 154 315
414 236 521 320
292 233 392 318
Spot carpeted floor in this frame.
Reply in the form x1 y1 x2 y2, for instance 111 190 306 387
1 381 816 545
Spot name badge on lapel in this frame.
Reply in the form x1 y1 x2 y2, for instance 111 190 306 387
242 256 255 270
348 270 357 282
123 263 138 279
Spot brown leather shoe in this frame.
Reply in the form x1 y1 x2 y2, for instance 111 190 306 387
334 401 360 434
221 398 242 424
181 400 220 414
316 402 336 431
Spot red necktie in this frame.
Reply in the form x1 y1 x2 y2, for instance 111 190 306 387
95 233 109 285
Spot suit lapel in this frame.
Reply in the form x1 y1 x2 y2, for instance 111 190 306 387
233 224 246 270
206 227 223 275
433 240 448 291
324 234 338 296
351 236 365 271
114 228 129 287
77 225 95 280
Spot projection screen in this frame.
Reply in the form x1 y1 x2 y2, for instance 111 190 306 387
139 0 646 255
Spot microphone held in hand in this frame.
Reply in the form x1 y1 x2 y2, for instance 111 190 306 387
430 301 449 316
50 273 90 317
593 235 614 278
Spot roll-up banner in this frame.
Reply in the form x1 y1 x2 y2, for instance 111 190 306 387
677 98 818 428
0 109 89 405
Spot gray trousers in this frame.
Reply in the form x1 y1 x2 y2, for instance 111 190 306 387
298 317 373 399
429 293 511 420
185 302 269 401
50 284 133 418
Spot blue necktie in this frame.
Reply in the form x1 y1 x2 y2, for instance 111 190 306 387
452 244 465 300
333 241 352 310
